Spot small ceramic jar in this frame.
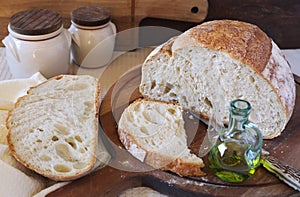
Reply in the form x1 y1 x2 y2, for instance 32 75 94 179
2 9 71 79
68 6 116 68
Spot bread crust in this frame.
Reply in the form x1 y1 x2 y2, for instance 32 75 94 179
173 20 272 73
141 20 296 138
161 158 206 177
118 128 206 177
6 75 101 181
118 99 205 176
173 20 295 121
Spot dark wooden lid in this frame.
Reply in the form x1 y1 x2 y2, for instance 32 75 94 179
9 9 62 36
71 6 111 27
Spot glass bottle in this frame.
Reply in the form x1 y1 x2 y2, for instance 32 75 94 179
209 99 263 182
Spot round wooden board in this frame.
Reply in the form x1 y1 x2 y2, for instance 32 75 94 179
48 66 300 197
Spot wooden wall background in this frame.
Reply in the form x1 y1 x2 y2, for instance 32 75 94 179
0 0 299 49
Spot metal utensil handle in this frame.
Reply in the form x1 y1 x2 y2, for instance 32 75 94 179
262 155 300 191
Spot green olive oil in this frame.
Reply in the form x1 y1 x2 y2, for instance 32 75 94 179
209 99 263 182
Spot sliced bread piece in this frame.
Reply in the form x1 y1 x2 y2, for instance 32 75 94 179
118 99 205 177
7 75 100 181
139 20 296 139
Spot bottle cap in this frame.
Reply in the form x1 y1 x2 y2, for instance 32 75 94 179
9 9 62 36
71 6 111 27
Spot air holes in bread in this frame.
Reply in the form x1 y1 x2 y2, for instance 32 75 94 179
134 103 141 111
150 139 155 146
128 112 134 122
73 162 87 169
52 136 59 141
250 76 255 83
79 148 85 153
65 137 77 149
167 108 176 115
55 144 75 162
164 83 173 94
142 111 152 122
54 164 71 173
150 81 156 90
54 123 69 135
169 92 177 98
6 74 99 181
204 97 212 108
84 101 93 109
40 155 51 161
140 126 149 135
84 103 93 117
220 68 228 74
75 135 82 142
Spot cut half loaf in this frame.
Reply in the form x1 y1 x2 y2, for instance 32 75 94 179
7 75 100 181
139 20 296 139
118 99 205 177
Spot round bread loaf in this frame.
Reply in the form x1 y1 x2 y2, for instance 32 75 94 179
139 20 296 139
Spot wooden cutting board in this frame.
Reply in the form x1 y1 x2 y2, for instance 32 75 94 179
48 66 300 197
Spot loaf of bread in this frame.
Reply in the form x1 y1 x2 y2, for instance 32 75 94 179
139 20 296 139
7 75 100 181
118 99 205 177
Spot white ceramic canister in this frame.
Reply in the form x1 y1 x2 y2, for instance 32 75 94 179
68 6 116 68
2 9 71 79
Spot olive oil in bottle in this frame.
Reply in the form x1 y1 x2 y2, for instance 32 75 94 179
209 99 263 182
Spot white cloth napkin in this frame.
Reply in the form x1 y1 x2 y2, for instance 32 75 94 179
0 72 46 110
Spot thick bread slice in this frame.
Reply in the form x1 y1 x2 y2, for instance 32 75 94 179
118 99 205 177
7 75 100 181
139 20 296 139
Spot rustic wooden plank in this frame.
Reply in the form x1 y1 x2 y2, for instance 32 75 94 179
134 0 208 26
206 0 300 49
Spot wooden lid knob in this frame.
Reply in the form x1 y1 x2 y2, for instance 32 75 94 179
9 9 62 36
71 6 111 27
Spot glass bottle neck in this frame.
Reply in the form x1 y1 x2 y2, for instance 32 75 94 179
223 99 251 136
227 113 249 132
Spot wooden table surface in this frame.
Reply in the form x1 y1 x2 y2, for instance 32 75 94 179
47 49 300 197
